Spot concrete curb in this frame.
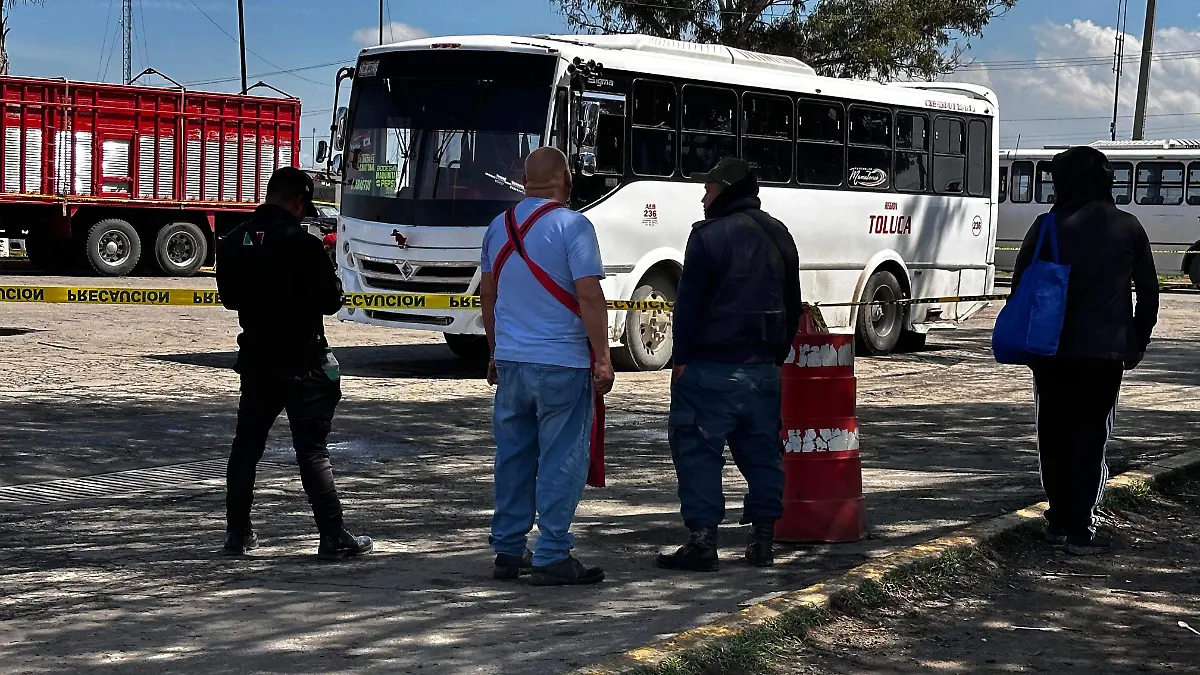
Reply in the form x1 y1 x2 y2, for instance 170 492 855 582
571 448 1200 675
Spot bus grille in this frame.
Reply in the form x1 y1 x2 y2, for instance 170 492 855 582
357 257 478 294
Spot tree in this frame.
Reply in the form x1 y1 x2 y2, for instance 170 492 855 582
0 0 44 76
554 0 1018 80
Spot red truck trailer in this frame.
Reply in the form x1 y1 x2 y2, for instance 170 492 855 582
0 74 301 276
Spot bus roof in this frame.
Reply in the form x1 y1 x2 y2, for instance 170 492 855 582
358 33 998 116
1002 139 1200 159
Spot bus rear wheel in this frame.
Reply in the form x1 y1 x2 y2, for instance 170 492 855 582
614 270 675 371
1189 254 1200 288
855 270 906 356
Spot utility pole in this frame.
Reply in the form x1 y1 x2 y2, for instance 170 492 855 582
1131 0 1157 141
121 0 133 84
238 0 248 94
379 0 384 45
1110 0 1129 141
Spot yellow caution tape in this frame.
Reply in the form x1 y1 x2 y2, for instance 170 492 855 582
0 285 1191 311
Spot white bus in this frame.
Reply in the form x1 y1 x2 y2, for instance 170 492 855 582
321 34 999 369
997 140 1200 284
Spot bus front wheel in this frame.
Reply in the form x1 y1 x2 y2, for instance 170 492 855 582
855 270 906 356
1188 254 1200 288
614 270 676 371
444 334 490 364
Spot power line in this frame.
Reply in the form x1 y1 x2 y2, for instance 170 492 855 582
1006 111 1200 123
96 0 116 81
184 0 332 88
184 58 353 88
135 0 152 69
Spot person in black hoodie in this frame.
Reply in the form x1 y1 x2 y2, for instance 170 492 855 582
217 167 372 561
657 158 802 572
1012 146 1159 556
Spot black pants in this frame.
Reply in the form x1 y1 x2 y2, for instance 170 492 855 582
1031 358 1123 541
226 369 344 537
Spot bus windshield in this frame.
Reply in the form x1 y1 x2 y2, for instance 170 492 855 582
341 50 556 226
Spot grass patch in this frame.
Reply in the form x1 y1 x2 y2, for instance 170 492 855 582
633 528 1043 675
1100 480 1154 512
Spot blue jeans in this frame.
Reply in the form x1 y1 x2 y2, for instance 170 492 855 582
491 360 594 566
669 360 785 530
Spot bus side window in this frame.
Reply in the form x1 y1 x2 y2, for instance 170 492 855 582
933 117 965 194
1137 161 1184 206
741 92 793 184
999 166 1008 202
966 119 988 197
796 99 844 186
680 85 738 176
630 80 677 177
1112 161 1134 205
1035 160 1055 204
1186 162 1200 206
894 112 929 192
847 106 892 190
1010 161 1033 203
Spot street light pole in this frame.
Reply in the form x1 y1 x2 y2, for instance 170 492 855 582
1131 0 1158 141
238 0 248 94
379 0 384 45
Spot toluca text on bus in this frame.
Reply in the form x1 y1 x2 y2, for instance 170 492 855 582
998 139 1200 287
318 34 999 368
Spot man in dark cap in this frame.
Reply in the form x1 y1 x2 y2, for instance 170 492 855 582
1012 145 1159 556
216 166 372 561
657 158 802 572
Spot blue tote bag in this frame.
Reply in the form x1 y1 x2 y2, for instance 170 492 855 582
992 213 1071 365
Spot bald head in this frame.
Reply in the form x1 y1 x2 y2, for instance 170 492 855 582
523 147 572 202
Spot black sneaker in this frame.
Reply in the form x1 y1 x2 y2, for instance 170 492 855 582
222 529 258 555
494 549 534 580
530 556 605 586
656 526 719 572
1065 530 1113 556
317 528 374 561
1044 524 1068 546
745 522 775 568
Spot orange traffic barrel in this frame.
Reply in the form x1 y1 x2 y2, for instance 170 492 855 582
776 310 868 543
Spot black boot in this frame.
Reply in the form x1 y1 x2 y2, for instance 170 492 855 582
317 527 374 561
531 556 605 586
745 522 775 567
656 526 719 572
222 529 258 556
493 549 534 580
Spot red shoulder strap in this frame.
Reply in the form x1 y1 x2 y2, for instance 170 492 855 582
491 201 563 282
501 209 581 316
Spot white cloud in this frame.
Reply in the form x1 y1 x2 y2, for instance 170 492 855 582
351 22 428 47
945 20 1200 147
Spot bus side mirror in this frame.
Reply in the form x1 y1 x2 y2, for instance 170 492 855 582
333 107 349 152
316 140 329 165
577 152 597 177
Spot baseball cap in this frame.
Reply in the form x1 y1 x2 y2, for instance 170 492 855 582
267 166 319 218
690 157 752 187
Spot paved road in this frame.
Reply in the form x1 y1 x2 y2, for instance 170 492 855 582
0 274 1196 674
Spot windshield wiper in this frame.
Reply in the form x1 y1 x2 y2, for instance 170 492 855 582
485 172 525 194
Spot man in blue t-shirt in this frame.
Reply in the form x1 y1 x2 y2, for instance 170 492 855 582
479 147 614 586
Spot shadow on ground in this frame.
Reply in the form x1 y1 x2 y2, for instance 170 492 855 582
0 371 1196 673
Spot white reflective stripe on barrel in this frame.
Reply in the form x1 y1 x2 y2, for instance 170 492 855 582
784 427 860 453
785 341 854 368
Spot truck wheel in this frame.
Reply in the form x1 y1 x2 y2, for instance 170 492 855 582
85 218 141 277
155 222 208 277
444 334 490 364
614 270 675 371
855 270 906 356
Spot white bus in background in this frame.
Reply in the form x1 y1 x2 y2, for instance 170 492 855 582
998 140 1200 284
320 33 999 369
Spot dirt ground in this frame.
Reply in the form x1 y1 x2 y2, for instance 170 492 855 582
782 477 1200 675
0 270 1196 674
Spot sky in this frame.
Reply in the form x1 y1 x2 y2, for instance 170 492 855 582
5 0 1199 166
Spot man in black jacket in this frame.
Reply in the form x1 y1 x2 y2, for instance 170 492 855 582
217 167 372 561
1012 146 1158 556
657 158 802 572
